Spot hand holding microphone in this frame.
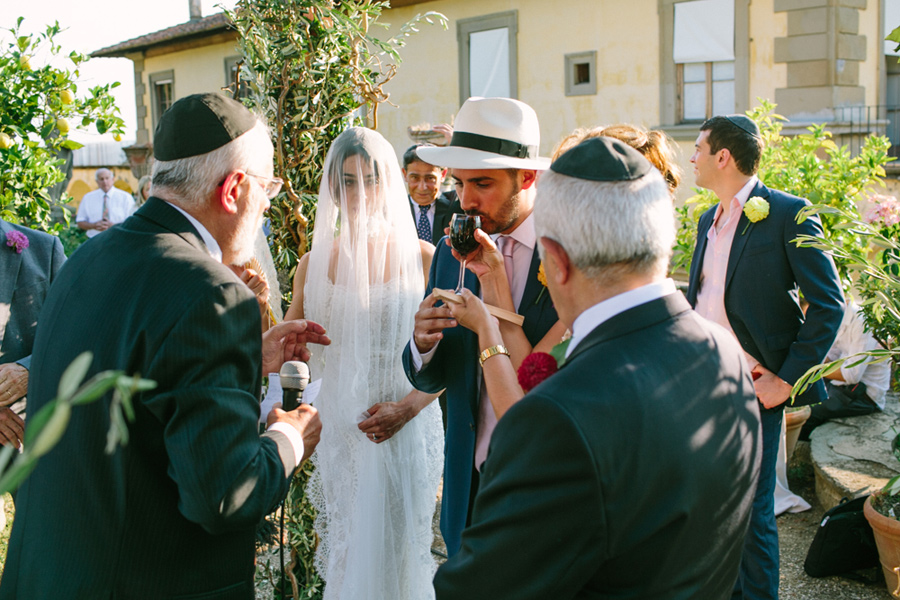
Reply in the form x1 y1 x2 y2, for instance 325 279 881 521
268 361 320 463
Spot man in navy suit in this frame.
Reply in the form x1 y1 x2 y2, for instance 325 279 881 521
402 97 562 557
402 144 462 246
0 219 66 448
686 115 844 599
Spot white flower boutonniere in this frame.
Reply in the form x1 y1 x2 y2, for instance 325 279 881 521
742 196 769 235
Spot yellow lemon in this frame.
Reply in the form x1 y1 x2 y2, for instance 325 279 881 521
60 89 75 104
113 133 122 142
56 117 70 135
19 55 31 70
0 133 12 149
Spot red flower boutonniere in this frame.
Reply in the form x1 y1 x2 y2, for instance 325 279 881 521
516 335 571 392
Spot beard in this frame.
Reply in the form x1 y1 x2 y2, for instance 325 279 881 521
467 185 522 234
230 208 263 266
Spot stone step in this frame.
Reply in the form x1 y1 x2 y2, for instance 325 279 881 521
809 393 900 511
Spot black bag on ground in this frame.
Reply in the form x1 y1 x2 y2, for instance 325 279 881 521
803 495 878 577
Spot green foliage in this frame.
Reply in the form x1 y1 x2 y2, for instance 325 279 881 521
227 2 446 596
671 99 894 283
0 18 125 232
0 351 155 495
228 0 446 281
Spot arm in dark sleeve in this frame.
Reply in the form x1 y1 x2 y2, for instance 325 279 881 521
403 241 450 394
434 396 604 599
779 204 845 385
15 234 66 372
144 282 293 534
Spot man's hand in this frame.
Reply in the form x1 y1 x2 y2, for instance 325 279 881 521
0 363 28 406
358 401 416 444
261 319 330 376
0 408 24 448
232 266 269 308
433 123 454 146
752 364 793 409
94 218 112 232
412 292 456 354
267 404 321 464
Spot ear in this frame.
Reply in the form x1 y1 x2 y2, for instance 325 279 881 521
440 168 448 179
217 171 247 215
715 148 732 170
520 169 538 190
401 168 408 178
539 237 571 285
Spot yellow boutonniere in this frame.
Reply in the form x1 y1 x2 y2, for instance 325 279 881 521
742 196 769 234
535 262 548 304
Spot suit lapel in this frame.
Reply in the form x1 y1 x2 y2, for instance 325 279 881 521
724 181 769 293
687 208 715 304
564 293 692 366
0 220 23 351
433 195 452 245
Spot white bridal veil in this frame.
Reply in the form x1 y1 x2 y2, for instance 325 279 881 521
303 127 443 599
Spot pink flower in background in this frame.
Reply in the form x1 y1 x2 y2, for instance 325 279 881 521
865 195 900 227
5 231 28 254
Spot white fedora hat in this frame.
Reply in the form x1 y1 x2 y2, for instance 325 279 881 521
417 97 550 171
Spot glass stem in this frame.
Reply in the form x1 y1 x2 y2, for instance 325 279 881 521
456 259 467 294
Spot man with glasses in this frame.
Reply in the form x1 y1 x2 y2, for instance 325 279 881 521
1 93 329 600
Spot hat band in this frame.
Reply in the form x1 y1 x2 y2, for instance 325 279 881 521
450 131 538 160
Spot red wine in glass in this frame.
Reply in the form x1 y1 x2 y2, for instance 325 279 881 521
449 214 481 294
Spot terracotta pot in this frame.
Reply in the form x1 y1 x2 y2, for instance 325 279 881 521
784 405 811 461
864 495 900 597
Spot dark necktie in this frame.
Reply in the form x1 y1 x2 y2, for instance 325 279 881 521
416 204 432 242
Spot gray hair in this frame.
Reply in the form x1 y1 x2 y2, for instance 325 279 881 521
534 168 674 279
95 168 113 180
151 120 272 208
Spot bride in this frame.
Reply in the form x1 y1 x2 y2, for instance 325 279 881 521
284 127 444 599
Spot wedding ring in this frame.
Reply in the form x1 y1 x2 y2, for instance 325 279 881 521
372 434 378 441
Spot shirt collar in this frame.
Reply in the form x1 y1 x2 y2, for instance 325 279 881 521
409 197 434 211
165 202 222 262
713 175 759 221
491 211 535 251
565 279 677 357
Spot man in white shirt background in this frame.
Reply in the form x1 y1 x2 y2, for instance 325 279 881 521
799 299 892 440
76 168 135 237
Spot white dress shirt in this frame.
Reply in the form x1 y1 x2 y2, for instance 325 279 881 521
566 279 678 358
76 187 136 237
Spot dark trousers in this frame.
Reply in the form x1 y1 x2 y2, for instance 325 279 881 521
733 408 782 600
800 380 876 441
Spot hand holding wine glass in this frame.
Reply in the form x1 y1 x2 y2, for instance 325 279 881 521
449 214 481 294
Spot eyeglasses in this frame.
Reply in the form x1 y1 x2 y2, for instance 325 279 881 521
246 173 284 199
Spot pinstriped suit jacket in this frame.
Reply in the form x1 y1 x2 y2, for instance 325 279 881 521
1 198 296 600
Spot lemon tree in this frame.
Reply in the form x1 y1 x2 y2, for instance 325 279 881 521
0 18 125 231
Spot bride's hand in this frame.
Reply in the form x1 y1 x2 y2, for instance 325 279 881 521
446 289 498 337
358 400 416 444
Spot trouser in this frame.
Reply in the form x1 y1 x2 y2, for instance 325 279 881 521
733 408 782 600
799 380 876 441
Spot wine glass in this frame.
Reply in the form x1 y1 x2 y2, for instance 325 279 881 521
449 214 481 294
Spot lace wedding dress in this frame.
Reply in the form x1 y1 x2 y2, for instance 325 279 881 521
302 127 444 600
306 281 443 600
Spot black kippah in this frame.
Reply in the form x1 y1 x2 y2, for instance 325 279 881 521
153 93 258 161
724 114 762 139
550 136 652 182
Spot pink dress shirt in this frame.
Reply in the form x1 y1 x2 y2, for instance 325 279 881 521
694 177 760 370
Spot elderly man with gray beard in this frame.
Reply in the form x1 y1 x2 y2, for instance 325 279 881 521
1 93 328 600
434 137 761 599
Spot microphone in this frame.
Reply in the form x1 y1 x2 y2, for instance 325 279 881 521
279 361 309 411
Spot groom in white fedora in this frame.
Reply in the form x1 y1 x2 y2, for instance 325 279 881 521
402 97 564 557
